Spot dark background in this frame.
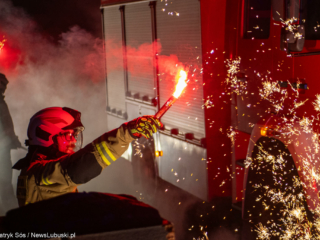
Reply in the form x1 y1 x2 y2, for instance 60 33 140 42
11 0 102 41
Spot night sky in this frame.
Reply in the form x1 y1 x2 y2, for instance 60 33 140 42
11 0 102 41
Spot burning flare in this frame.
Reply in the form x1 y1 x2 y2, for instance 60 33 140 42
155 69 188 119
173 70 188 98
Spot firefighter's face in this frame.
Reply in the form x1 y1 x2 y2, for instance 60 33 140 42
56 130 77 154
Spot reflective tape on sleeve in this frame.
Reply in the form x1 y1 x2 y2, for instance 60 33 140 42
42 177 53 185
95 143 111 166
41 163 54 185
101 141 116 161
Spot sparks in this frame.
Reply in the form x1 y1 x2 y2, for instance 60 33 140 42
225 57 247 95
227 126 237 147
299 117 313 134
282 17 303 39
259 80 281 100
255 223 270 240
313 94 320 111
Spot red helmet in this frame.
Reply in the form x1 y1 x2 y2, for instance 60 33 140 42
27 107 84 148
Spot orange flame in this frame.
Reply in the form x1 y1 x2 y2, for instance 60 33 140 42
0 36 6 51
173 70 187 98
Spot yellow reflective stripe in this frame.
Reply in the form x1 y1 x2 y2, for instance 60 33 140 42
42 176 48 185
42 176 53 185
42 165 48 185
46 177 53 185
42 163 53 185
41 163 52 185
101 141 116 161
96 143 111 165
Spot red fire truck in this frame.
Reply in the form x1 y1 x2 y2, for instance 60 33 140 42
101 0 320 235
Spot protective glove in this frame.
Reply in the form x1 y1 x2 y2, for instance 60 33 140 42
127 115 163 139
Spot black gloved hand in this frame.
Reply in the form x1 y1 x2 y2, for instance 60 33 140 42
127 115 163 139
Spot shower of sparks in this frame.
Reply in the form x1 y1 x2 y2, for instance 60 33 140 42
312 133 320 154
282 17 303 39
202 97 214 109
193 232 209 240
152 23 320 239
160 0 180 17
221 54 320 239
299 117 313 134
132 139 145 158
246 140 320 239
0 36 6 51
244 157 252 168
294 99 309 109
225 57 247 95
260 80 281 99
259 79 289 114
313 94 320 111
226 126 237 147
255 223 270 240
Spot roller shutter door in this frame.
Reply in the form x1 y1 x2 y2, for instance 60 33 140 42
103 6 126 112
125 3 155 99
156 0 205 138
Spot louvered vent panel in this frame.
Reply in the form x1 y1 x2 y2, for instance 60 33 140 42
125 3 155 98
156 0 205 138
104 7 126 112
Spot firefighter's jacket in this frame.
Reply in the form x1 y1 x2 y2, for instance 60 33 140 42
14 125 135 207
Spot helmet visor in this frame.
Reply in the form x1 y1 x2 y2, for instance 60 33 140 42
74 130 83 152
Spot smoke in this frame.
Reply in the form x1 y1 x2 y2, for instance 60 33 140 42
105 39 186 85
0 3 236 240
0 0 188 213
0 0 107 214
0 0 106 137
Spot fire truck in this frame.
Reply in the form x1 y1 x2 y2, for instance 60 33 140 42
101 0 320 234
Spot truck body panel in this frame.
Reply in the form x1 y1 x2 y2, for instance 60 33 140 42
101 0 320 209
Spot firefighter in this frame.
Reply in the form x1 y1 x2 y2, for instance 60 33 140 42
0 73 21 214
13 107 162 207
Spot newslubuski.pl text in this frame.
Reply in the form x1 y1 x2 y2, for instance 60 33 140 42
0 232 76 238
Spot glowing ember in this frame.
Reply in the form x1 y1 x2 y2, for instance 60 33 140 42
173 70 187 98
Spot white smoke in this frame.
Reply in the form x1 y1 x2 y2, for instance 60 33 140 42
0 0 109 213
